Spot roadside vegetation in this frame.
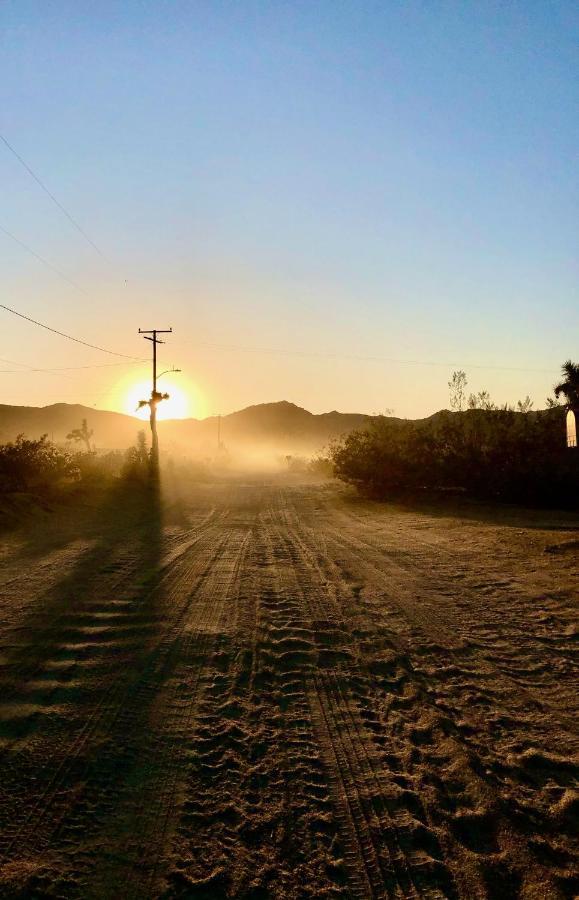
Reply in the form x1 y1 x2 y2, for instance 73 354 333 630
0 427 152 529
331 361 579 508
0 423 216 531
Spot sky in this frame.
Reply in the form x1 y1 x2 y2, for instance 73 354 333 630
1 1 577 419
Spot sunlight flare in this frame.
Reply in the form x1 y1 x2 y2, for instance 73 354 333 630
124 379 191 420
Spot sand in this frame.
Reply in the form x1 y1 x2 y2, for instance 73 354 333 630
0 477 577 898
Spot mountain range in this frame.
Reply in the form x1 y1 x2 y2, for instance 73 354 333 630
0 400 378 458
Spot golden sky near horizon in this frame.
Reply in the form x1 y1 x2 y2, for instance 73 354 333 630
1 5 576 419
0 277 564 422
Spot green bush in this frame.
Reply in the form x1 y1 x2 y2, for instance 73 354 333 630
331 407 578 508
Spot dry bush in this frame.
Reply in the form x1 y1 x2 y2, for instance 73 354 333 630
0 434 78 494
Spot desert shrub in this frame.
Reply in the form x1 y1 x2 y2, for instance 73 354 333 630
331 407 579 508
332 418 438 497
434 407 579 504
95 449 126 477
308 455 334 478
72 448 126 485
0 434 78 494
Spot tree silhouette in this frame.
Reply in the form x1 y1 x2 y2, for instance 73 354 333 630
448 371 467 412
67 418 94 454
554 360 579 411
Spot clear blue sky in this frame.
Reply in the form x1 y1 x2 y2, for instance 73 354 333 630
1 1 577 418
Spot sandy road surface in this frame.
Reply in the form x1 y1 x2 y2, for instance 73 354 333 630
0 477 577 899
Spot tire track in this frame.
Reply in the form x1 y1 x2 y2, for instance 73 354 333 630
106 530 252 899
262 491 458 899
1 480 577 899
292 489 578 899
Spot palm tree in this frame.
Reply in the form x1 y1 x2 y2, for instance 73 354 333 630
554 360 579 411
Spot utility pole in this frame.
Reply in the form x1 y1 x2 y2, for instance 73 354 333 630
138 328 172 467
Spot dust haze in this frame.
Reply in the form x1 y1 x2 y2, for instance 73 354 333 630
0 399 369 474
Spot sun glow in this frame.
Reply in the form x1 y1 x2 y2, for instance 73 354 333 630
124 379 191 420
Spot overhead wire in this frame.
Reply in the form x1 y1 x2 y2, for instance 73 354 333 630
0 353 77 380
0 224 89 295
0 360 147 374
0 132 107 259
0 131 556 383
0 301 557 386
0 139 559 388
0 356 38 369
180 340 559 376
0 303 147 360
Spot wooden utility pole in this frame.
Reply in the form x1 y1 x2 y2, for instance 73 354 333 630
138 328 172 466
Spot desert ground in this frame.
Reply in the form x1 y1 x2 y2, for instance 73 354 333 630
0 476 577 899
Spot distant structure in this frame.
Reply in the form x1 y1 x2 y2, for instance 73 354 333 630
215 414 229 467
567 410 577 448
554 360 579 449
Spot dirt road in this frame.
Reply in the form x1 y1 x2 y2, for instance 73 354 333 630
0 477 577 898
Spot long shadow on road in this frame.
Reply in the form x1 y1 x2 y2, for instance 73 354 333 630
0 476 164 697
0 475 166 896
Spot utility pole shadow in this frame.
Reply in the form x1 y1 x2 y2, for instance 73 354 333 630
0 472 167 894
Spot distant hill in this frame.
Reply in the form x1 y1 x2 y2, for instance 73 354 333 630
164 401 376 456
0 403 140 448
0 400 378 458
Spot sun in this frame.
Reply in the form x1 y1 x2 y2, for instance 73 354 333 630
125 379 191 420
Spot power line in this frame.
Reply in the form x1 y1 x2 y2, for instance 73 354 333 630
0 360 146 374
0 356 37 369
0 132 107 259
183 340 559 376
0 303 146 360
0 354 145 371
0 224 88 295
0 356 66 379
0 353 78 380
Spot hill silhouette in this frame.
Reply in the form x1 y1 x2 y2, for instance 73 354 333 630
0 400 379 457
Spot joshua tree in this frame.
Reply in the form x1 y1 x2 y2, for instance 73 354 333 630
67 418 94 453
554 360 579 411
516 396 534 414
448 370 467 412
